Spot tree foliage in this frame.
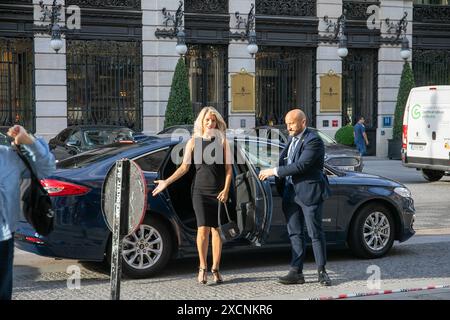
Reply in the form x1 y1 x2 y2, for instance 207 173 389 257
393 62 415 140
164 58 194 128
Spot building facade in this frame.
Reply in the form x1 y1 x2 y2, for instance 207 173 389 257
1 0 449 156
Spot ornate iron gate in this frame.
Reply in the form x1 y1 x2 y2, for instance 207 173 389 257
342 49 378 156
0 38 34 130
186 45 228 120
255 47 316 126
413 49 450 86
66 40 142 130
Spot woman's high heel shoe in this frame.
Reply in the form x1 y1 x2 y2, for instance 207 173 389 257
198 267 207 284
211 269 223 284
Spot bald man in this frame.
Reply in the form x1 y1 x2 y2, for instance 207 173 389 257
259 109 332 286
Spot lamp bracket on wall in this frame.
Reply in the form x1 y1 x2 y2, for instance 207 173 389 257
155 0 184 39
320 10 347 44
380 11 409 44
230 3 255 41
35 0 65 34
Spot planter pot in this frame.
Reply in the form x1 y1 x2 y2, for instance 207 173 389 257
388 139 402 160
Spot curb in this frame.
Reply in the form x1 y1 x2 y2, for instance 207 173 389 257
309 284 450 300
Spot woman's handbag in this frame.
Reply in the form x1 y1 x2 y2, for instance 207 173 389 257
217 200 240 242
14 145 54 236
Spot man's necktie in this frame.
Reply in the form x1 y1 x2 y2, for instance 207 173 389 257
286 137 298 185
287 137 298 165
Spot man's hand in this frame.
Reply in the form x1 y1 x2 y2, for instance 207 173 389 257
258 168 275 181
7 125 35 145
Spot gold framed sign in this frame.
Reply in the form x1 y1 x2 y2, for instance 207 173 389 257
320 70 342 113
231 68 255 113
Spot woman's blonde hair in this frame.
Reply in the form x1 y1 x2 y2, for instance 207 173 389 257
193 106 227 140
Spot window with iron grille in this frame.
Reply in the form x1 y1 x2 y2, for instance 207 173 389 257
413 49 450 86
186 44 228 120
255 47 316 127
342 49 378 156
414 0 449 4
66 40 142 131
0 38 34 131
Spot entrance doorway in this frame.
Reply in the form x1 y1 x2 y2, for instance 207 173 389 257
342 49 378 156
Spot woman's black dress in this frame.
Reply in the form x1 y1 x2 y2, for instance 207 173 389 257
191 137 225 228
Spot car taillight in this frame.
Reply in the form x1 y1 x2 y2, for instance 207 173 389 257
402 124 408 150
40 179 91 197
25 236 45 245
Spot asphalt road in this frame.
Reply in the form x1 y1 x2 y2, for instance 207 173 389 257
11 158 450 300
362 158 450 232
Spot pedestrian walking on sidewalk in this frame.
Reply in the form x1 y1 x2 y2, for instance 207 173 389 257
354 116 369 156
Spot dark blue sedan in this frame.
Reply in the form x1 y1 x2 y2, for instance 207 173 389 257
15 136 416 278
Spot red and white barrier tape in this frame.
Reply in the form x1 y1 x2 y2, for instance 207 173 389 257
309 284 450 300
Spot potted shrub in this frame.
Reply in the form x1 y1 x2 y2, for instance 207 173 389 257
388 62 415 160
164 57 194 128
334 124 355 147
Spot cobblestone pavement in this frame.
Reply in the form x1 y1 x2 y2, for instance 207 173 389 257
12 159 450 300
12 235 450 300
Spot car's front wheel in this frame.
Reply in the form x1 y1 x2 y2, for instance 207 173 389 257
107 215 173 278
348 204 395 259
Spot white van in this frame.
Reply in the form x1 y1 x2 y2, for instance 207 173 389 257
402 85 450 182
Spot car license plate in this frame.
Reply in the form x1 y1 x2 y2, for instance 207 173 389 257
338 166 354 171
410 144 424 151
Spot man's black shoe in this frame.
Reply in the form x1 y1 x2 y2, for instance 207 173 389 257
278 270 305 285
318 270 331 286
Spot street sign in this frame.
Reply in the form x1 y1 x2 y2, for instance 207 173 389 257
101 159 147 300
102 159 147 235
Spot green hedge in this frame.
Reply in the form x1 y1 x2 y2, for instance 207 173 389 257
335 124 354 146
164 57 194 128
393 62 415 140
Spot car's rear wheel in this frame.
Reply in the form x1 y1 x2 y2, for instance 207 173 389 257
422 169 444 182
107 215 173 278
348 204 395 259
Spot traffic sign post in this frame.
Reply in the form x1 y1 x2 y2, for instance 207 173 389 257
102 159 147 300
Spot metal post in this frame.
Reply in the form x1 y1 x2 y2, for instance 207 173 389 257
110 159 130 300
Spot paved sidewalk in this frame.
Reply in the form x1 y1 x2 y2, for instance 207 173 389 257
12 235 450 300
348 288 450 300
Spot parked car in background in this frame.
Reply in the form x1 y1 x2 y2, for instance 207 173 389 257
401 85 450 182
49 125 145 160
157 124 194 135
0 126 11 146
244 125 363 172
15 136 415 278
159 124 363 172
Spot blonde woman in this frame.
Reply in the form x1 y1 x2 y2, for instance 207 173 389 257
152 107 232 284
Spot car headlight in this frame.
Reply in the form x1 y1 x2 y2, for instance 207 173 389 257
394 187 411 198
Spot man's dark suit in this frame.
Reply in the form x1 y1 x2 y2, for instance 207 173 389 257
276 128 331 272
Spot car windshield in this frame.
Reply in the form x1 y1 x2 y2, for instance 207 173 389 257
159 126 193 135
311 129 337 146
83 129 134 147
236 140 281 171
57 143 140 169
